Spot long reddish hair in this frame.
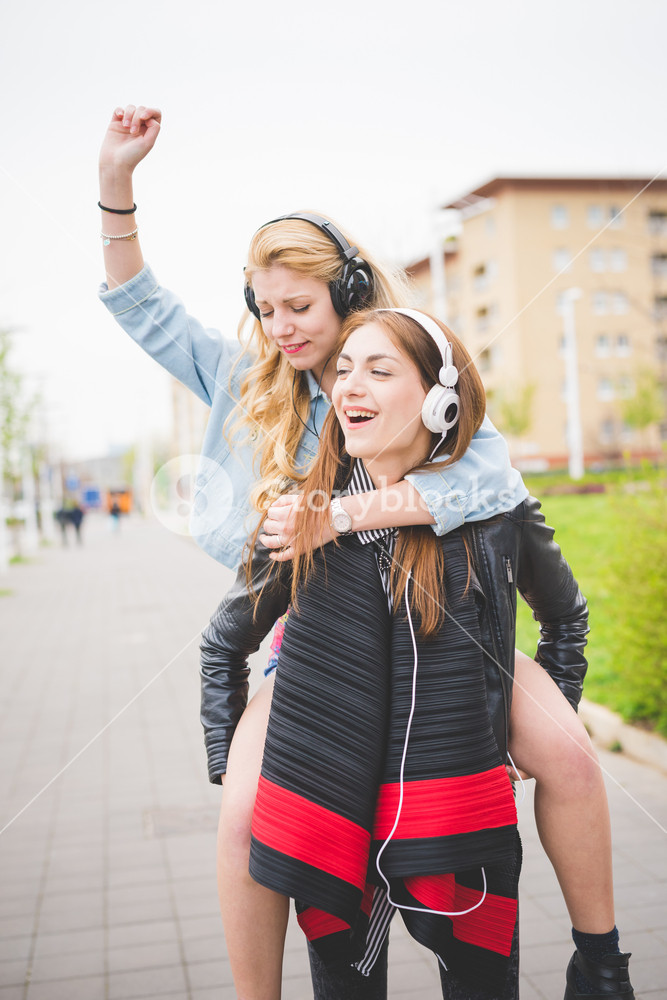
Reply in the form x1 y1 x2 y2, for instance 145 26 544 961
285 309 486 638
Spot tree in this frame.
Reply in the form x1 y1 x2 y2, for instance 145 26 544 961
0 329 32 487
494 382 536 440
621 368 664 432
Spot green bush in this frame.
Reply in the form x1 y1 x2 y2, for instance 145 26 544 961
516 470 667 737
605 477 667 735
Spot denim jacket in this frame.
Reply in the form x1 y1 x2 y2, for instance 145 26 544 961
99 264 527 568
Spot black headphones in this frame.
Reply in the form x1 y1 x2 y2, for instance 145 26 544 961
243 212 375 319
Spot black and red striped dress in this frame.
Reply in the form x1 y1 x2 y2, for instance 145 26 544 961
250 461 522 995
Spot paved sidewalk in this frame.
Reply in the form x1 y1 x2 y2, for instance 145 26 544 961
0 515 665 999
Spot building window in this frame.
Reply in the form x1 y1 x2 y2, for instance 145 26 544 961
616 334 631 357
485 216 496 236
617 375 635 399
593 291 608 315
599 418 615 445
590 248 606 273
587 205 604 228
609 206 624 228
620 422 634 443
597 377 614 401
553 248 572 272
612 291 629 314
656 335 667 362
551 204 569 229
654 296 667 320
476 306 490 332
595 334 611 358
473 261 496 292
478 348 492 372
609 248 627 272
556 290 568 314
648 211 667 236
651 253 667 277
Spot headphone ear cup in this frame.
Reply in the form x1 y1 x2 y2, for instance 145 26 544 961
330 258 375 316
244 283 261 320
421 385 460 434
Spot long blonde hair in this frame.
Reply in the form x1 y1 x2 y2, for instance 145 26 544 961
224 214 414 512
287 309 487 638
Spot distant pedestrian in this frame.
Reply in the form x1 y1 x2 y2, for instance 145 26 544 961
109 500 121 533
69 505 84 545
55 508 70 547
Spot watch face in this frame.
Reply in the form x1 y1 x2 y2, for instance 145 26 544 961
333 512 352 533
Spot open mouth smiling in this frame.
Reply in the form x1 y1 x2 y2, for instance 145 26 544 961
345 409 377 424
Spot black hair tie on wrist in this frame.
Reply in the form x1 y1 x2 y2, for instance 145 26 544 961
98 201 137 215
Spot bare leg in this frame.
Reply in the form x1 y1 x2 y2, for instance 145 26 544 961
217 673 290 999
509 650 615 933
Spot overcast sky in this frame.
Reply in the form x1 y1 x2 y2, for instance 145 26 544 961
1 0 665 460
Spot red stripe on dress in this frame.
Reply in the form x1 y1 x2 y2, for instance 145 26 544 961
405 875 517 956
252 776 370 889
298 906 351 941
373 767 517 839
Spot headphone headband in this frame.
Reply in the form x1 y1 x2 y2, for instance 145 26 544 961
244 212 374 319
375 308 460 435
259 212 360 262
376 308 459 388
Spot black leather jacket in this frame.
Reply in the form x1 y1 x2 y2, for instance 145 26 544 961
200 496 589 783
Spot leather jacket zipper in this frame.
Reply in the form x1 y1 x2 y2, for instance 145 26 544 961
471 528 510 757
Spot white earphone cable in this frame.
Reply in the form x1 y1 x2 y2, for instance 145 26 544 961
374 572 488 919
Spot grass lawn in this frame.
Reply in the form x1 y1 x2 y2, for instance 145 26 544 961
514 484 662 725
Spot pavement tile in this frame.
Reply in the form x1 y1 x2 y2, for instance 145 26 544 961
107 883 171 907
0 894 41 920
0 938 31 964
35 909 106 935
177 914 222 942
32 927 105 958
29 948 104 983
0 988 23 1000
180 934 224 965
107 942 181 975
0 960 27 988
107 866 166 890
171 893 219 921
107 964 187 999
389 954 441 991
186 957 234 990
520 938 571 976
522 966 567 998
26 974 106 1000
107 898 174 926
0 916 35 941
107 920 178 951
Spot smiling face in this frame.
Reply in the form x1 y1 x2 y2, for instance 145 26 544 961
332 321 434 485
251 265 342 386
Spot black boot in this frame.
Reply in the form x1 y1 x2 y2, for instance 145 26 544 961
564 950 634 999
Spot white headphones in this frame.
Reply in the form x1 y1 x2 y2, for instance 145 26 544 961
377 308 460 433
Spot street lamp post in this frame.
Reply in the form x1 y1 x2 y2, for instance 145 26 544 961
560 288 584 480
430 209 460 324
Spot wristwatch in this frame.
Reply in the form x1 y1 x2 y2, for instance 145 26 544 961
329 497 353 535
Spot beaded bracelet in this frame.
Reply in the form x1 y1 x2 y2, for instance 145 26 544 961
98 201 137 215
101 228 138 246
